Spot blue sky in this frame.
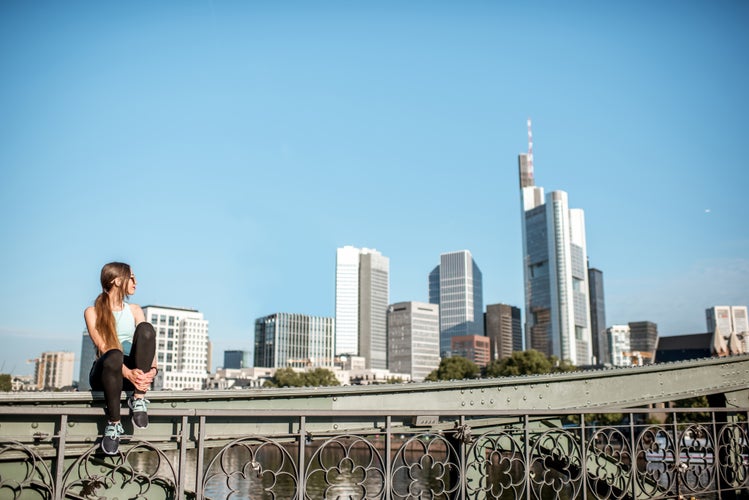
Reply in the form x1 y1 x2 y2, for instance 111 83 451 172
1 1 747 377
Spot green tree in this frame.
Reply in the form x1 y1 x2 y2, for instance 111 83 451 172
483 350 577 378
263 367 340 388
303 368 340 387
484 349 553 377
264 367 304 388
425 356 479 382
0 374 11 392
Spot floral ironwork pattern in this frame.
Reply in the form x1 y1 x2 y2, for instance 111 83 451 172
465 429 526 499
528 428 583 499
61 440 178 499
305 434 385 500
203 436 297 500
717 422 749 490
0 440 54 500
676 424 714 494
586 427 632 499
391 433 460 500
635 426 676 498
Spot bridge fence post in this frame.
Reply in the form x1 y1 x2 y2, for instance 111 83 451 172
524 413 531 500
580 412 587 500
177 415 187 500
196 415 206 498
629 411 637 500
385 415 391 500
672 408 682 498
53 413 67 500
710 409 722 500
459 415 466 500
297 415 306 499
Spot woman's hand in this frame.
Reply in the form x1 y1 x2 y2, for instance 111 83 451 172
124 367 153 393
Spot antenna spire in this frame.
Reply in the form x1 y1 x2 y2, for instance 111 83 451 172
527 118 534 171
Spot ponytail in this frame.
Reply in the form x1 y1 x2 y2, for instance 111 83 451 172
94 262 130 353
94 292 121 353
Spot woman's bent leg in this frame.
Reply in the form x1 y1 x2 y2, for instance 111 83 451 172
89 349 124 422
125 322 156 395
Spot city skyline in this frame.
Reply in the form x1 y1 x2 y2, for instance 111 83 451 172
2 2 748 376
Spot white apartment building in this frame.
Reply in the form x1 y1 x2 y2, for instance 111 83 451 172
143 305 210 390
607 325 631 367
34 351 75 390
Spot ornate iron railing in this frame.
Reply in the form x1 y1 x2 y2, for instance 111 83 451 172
0 407 746 499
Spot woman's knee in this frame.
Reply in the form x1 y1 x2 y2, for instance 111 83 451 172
100 349 124 372
134 322 155 343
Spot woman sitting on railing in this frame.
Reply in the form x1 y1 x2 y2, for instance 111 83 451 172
84 262 158 455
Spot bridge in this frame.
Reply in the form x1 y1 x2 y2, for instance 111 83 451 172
1 354 747 499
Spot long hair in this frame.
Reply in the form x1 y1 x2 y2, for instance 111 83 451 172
94 262 132 352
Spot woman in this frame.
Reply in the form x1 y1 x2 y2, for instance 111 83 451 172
84 262 158 455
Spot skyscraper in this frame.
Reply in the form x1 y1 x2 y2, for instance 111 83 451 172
588 267 609 365
485 303 522 360
143 305 210 390
518 120 593 365
429 250 484 356
254 313 334 368
387 301 440 382
334 246 390 369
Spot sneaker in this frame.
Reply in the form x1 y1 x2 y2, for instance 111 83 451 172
128 397 150 429
101 421 124 455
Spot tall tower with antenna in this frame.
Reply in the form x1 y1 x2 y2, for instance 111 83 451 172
517 121 593 365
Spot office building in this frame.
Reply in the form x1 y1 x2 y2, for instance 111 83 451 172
588 267 609 365
451 335 491 367
706 306 748 354
334 246 390 369
484 303 522 360
224 350 252 369
387 302 440 382
607 325 631 367
34 351 75 390
628 321 658 364
78 331 97 391
254 313 335 369
143 305 210 391
518 120 593 365
429 250 484 356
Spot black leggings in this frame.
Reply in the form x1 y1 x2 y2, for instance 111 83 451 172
90 322 156 422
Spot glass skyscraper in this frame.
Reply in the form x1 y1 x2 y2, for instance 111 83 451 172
254 313 334 369
518 120 593 365
429 250 484 357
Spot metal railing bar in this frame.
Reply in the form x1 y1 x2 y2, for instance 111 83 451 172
53 413 66 500
1 405 744 418
195 415 206 499
177 415 187 500
297 415 306 500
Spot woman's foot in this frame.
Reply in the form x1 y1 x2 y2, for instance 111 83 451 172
128 396 150 429
101 421 124 455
